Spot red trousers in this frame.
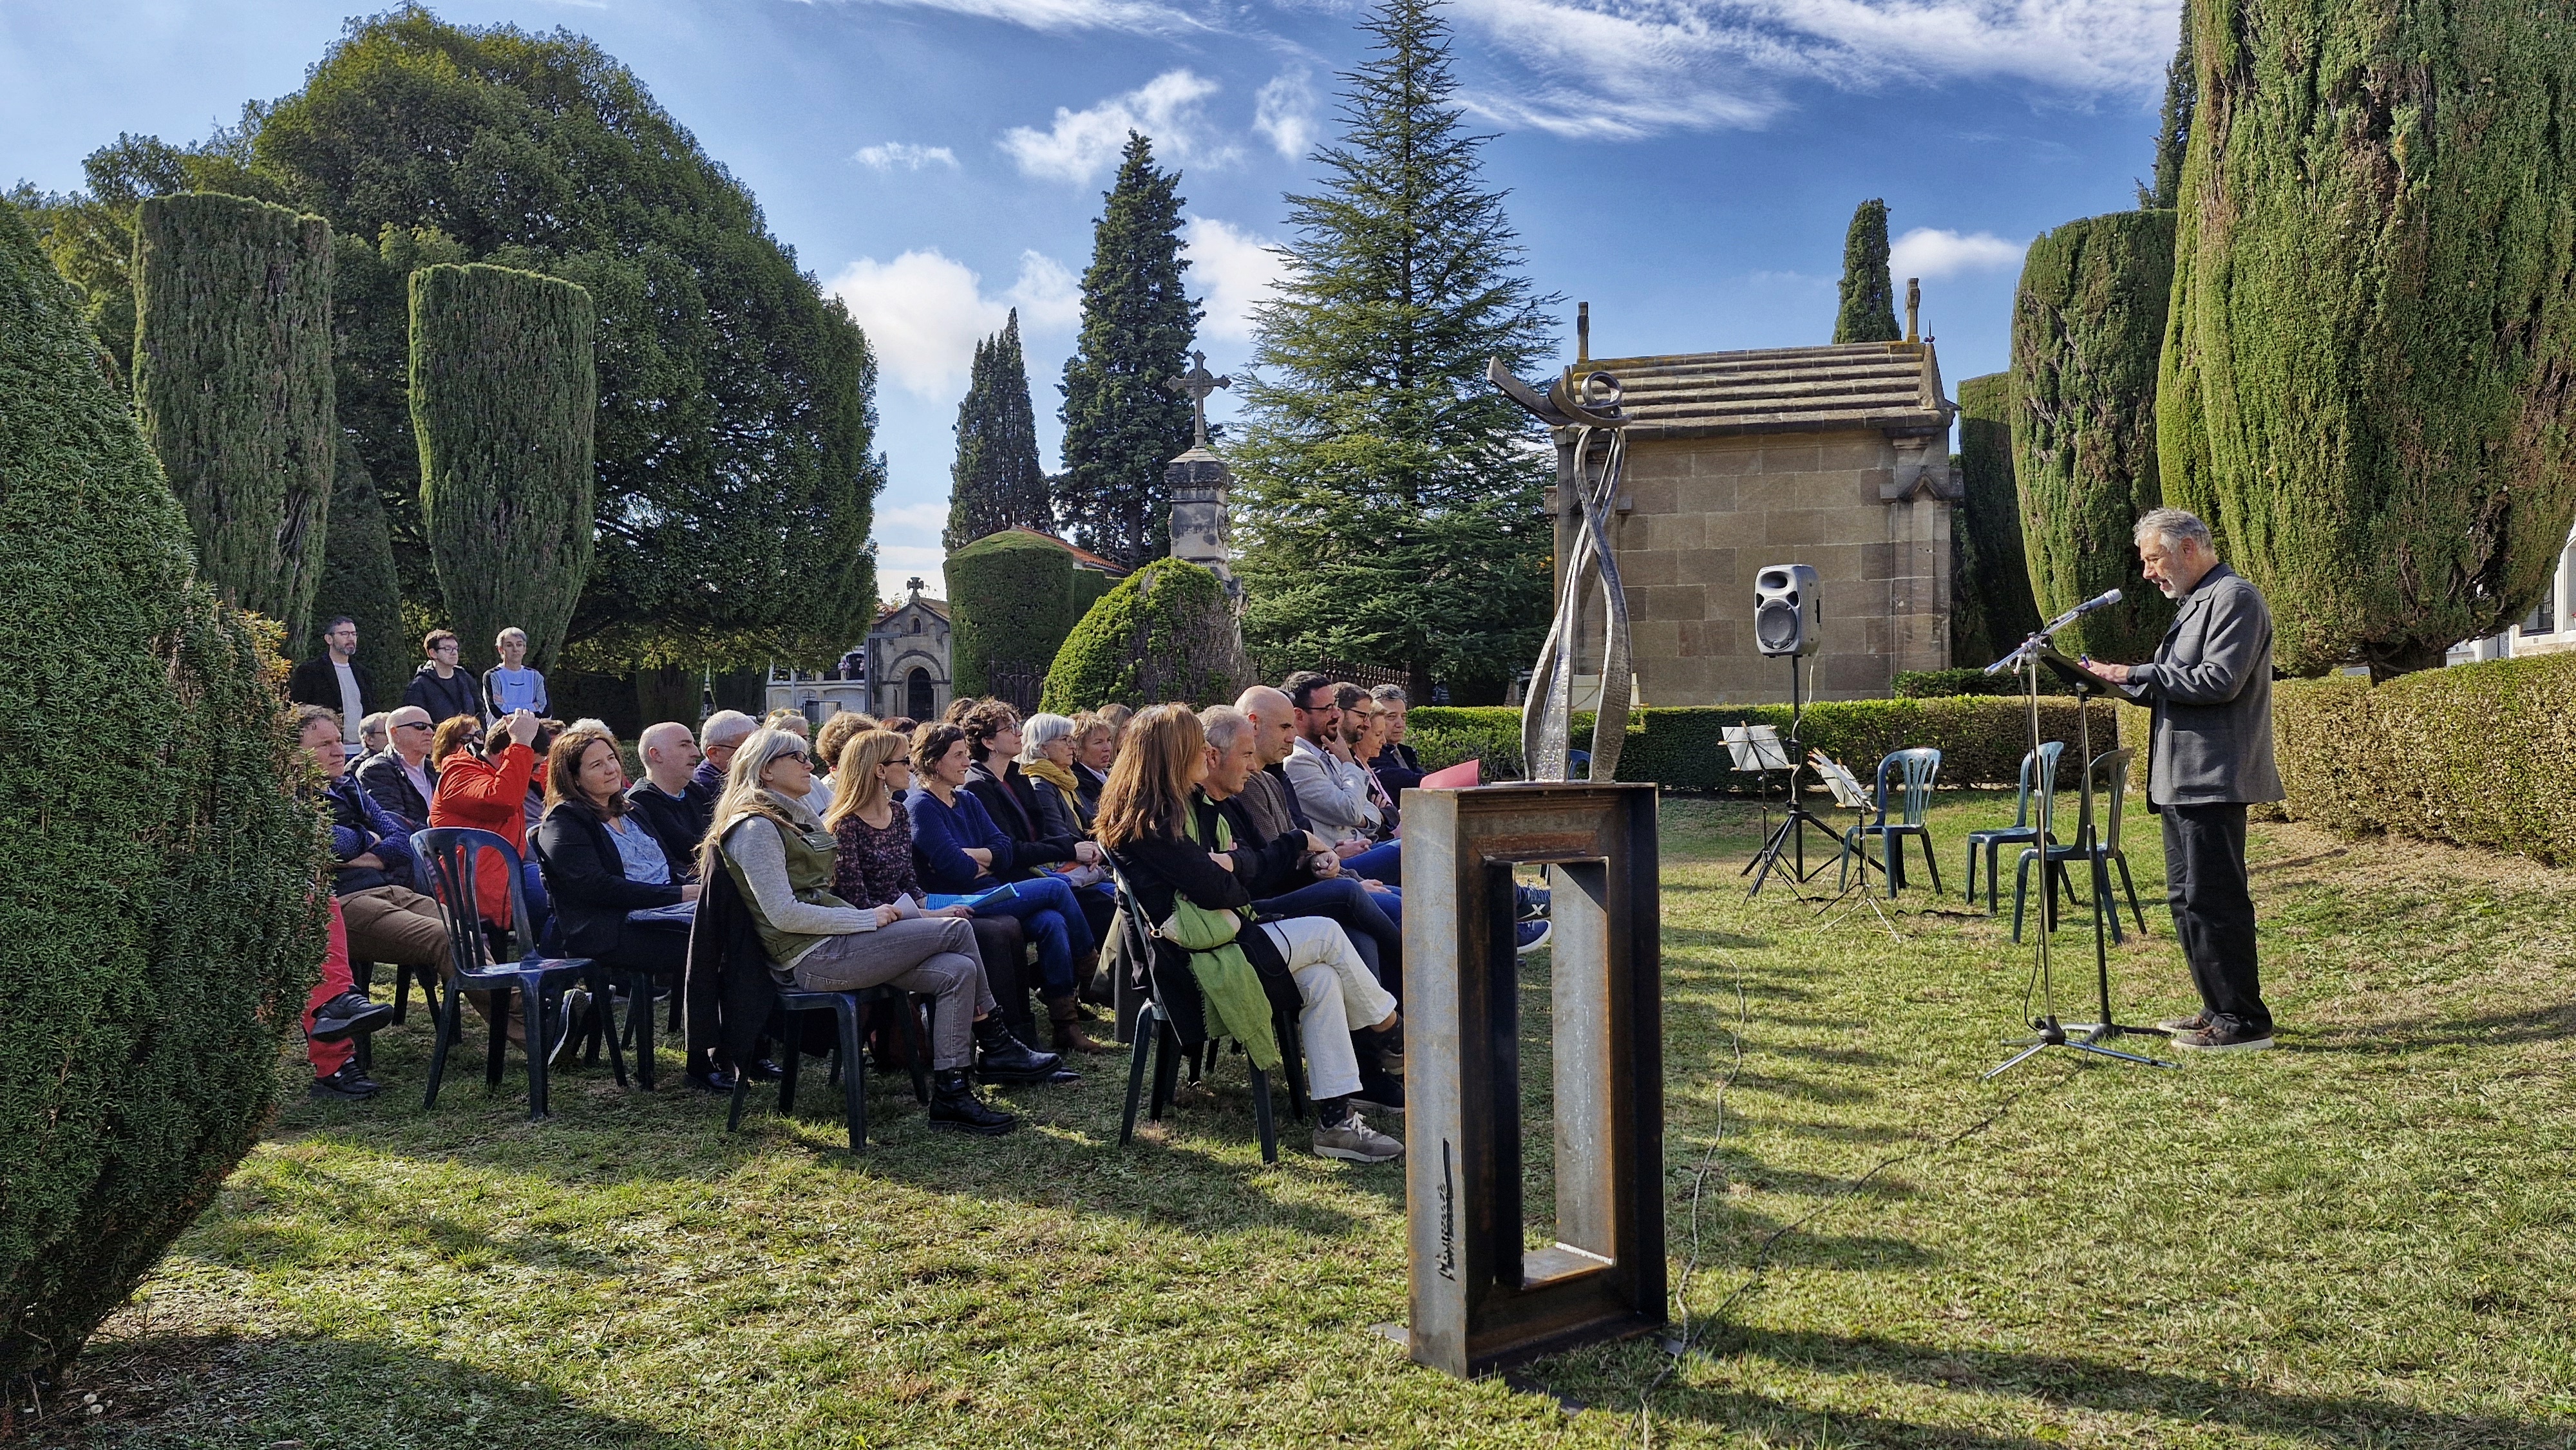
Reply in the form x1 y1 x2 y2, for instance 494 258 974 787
305 898 358 1078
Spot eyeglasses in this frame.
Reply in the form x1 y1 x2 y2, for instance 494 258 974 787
775 748 810 766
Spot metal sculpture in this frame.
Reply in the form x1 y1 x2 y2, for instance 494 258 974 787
1490 359 1633 783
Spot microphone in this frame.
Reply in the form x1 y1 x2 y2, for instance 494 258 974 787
2040 588 2122 634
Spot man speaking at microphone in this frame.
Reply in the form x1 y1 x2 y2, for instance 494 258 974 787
2075 507 2283 1052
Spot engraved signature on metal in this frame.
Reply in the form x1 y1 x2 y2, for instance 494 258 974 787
1489 358 1632 784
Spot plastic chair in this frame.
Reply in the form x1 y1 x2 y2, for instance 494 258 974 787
1964 742 2063 910
2014 748 2148 943
1839 748 1944 898
726 982 931 1153
410 828 623 1118
1110 870 1305 1164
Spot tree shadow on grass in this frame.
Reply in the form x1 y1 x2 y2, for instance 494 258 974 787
2295 999 2576 1055
28 1328 704 1449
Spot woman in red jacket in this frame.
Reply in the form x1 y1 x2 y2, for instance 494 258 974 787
431 708 542 933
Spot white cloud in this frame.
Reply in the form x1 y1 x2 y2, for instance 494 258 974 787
876 543 949 605
876 502 951 534
826 249 1079 398
855 142 960 171
822 0 1203 33
1888 227 2027 279
1449 0 2175 140
999 70 1238 184
1183 218 1286 343
1253 71 1318 162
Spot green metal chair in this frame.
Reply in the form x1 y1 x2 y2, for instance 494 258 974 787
1964 742 2063 910
1839 748 1943 898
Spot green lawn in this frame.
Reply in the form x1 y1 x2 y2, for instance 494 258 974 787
35 793 2576 1448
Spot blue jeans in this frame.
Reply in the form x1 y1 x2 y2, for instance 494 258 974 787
971 874 1096 997
1345 841 1402 884
1255 876 1402 995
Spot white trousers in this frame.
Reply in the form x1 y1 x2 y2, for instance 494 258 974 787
1258 915 1397 1100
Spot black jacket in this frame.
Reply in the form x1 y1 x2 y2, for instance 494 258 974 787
289 655 372 714
402 663 482 724
356 750 437 832
962 760 1075 875
532 804 685 961
1370 740 1425 794
625 778 712 882
1213 794 1315 898
1106 795 1302 1042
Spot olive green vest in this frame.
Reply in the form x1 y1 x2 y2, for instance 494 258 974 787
719 798 855 973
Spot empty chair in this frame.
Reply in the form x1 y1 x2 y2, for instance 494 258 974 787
1839 748 1944 898
2013 748 2149 943
1965 742 2064 911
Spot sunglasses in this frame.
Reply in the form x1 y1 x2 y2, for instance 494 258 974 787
395 722 433 733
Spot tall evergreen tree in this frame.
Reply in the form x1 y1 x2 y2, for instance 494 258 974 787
1056 133 1201 567
1231 0 1558 699
945 310 1051 551
2142 1 2195 207
1833 199 1899 343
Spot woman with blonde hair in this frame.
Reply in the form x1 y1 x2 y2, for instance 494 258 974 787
1069 712 1114 820
1096 704 1405 1163
696 728 1046 1129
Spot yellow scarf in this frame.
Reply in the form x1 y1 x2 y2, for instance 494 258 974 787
1023 757 1083 796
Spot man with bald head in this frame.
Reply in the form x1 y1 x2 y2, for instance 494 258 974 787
625 720 712 878
356 703 439 833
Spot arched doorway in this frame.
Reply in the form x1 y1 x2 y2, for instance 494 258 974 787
906 667 934 721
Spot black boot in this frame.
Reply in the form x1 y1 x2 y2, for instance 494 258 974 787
929 1069 1019 1135
974 1016 1077 1085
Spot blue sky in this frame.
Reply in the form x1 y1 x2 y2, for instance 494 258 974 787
3 0 2179 604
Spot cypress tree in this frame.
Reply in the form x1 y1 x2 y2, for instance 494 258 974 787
409 262 597 671
1231 0 1558 699
1833 199 1900 344
2142 1 2195 207
1951 373 2043 666
2159 0 2576 677
307 438 410 704
2011 210 2180 661
1055 133 1201 568
1 194 323 1385
944 310 1051 551
131 191 337 648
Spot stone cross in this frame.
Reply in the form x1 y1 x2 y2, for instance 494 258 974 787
1164 350 1230 449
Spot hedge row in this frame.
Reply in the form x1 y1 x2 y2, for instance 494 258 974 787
1408 697 2118 792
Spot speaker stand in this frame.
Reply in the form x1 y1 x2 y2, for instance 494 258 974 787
1746 655 1836 898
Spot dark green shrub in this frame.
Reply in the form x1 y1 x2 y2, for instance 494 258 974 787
305 439 407 705
1041 558 1247 711
1950 372 2041 667
1 196 325 1386
409 262 595 671
2159 0 2576 677
131 191 336 650
2010 209 2177 661
947 531 1085 703
1894 667 2074 699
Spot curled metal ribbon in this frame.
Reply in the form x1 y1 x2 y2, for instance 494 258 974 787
1490 359 1633 783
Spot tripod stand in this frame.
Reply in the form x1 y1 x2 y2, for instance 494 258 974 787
1745 656 1852 898
1982 632 2172 1078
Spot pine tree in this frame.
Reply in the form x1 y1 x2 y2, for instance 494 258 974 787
2159 0 2576 677
2141 2 2195 207
131 191 337 649
1833 199 1899 344
944 310 1052 551
1056 133 1201 567
410 262 597 670
1231 0 1558 699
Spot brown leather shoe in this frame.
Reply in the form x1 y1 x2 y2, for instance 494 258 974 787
1048 995 1113 1053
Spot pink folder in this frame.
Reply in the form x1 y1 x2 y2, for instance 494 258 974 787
1419 760 1480 789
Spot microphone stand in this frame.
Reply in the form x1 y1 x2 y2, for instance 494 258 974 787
1982 626 2173 1078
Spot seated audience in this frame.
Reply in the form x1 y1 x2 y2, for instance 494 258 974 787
1095 701 1133 750
402 630 482 726
961 701 1118 963
1070 712 1114 821
764 708 813 740
804 709 875 816
1338 684 1402 837
1019 712 1094 835
430 708 549 943
943 695 983 726
533 726 697 1025
907 721 1108 1054
1280 672 1387 851
357 705 439 832
287 614 372 756
694 710 758 795
1097 704 1403 1163
626 722 710 879
702 727 1037 1131
878 715 918 737
292 706 406 1098
358 711 392 762
824 728 1070 1082
1369 684 1425 793
484 626 551 717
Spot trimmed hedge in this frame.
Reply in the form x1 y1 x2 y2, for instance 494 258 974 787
1949 372 2041 668
1408 698 2118 791
2 195 325 1384
306 438 408 709
1040 557 1247 712
947 530 1090 706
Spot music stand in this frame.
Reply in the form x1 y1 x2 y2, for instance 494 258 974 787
1982 636 2173 1077
1744 664 1839 897
1801 751 1900 938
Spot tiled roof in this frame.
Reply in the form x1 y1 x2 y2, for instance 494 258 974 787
998 527 1132 576
1579 341 1951 440
876 596 951 624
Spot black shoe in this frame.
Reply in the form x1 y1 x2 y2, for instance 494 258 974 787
2171 1022 2276 1052
685 1065 742 1093
309 1062 382 1100
1351 1068 1406 1118
309 991 395 1043
974 1018 1070 1084
929 1070 1018 1135
742 1057 787 1082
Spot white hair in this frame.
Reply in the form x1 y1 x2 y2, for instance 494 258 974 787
1199 704 1251 753
699 709 758 749
1019 711 1078 764
2135 507 2213 551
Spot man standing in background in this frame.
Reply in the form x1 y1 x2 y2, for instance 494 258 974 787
289 616 372 757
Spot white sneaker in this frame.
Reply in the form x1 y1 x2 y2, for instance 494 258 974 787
1314 1113 1405 1163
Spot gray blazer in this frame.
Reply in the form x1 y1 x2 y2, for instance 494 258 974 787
2121 562 2285 807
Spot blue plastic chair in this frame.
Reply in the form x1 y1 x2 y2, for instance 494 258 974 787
726 982 931 1153
2014 748 2149 943
1964 742 2063 910
410 828 623 1118
1839 748 1944 898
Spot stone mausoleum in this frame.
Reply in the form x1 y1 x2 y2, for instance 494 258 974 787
1550 338 1960 703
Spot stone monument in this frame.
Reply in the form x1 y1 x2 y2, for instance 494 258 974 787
1163 351 1239 601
